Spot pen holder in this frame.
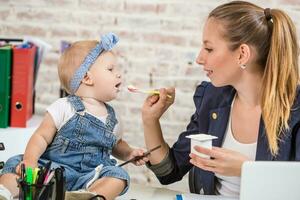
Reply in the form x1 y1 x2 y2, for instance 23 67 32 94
18 181 55 200
18 166 66 200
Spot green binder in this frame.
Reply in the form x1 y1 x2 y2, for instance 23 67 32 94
0 45 12 128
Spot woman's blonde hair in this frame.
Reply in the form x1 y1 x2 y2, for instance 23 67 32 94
58 40 98 94
209 1 299 155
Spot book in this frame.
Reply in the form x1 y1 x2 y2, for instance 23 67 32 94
24 37 52 114
176 193 238 200
59 40 71 98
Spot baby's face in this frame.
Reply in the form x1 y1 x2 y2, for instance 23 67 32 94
88 51 122 102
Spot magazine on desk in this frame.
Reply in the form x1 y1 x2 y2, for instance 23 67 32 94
176 193 238 200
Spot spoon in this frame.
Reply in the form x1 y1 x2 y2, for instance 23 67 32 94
127 85 172 98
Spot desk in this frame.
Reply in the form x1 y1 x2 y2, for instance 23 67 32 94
116 183 180 200
117 184 237 200
0 115 42 162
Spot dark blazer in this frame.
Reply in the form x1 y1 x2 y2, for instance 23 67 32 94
157 81 300 194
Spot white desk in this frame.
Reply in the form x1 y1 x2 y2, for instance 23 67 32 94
116 183 180 200
117 184 237 200
0 115 42 162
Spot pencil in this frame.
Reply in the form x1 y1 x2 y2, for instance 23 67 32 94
118 145 161 167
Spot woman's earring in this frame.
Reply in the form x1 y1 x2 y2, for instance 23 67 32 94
240 64 246 69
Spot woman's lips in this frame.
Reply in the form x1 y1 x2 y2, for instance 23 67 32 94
204 69 213 77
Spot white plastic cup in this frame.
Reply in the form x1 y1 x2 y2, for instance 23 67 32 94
186 134 218 158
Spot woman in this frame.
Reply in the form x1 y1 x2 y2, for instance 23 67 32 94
142 1 299 197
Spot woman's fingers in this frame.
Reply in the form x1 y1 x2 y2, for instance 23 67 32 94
145 95 159 106
190 146 250 176
150 95 159 104
189 157 220 173
190 153 217 167
212 146 228 153
192 162 218 173
158 88 175 108
194 146 222 159
142 87 175 121
166 87 175 101
159 87 175 102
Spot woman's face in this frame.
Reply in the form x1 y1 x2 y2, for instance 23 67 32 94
196 17 241 87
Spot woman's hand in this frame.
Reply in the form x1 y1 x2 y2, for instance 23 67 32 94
142 87 175 122
189 146 251 176
127 148 149 166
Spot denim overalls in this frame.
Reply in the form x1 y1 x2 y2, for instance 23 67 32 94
1 95 129 194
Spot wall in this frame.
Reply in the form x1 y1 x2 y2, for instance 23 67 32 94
0 0 299 192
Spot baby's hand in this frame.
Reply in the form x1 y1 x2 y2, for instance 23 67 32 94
15 160 38 176
128 148 149 166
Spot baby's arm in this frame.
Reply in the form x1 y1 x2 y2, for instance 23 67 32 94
112 139 133 161
112 139 149 166
19 112 57 170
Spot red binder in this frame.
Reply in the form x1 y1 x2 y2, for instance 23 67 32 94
10 45 36 127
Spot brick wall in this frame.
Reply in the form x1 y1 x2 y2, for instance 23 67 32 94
1 0 299 192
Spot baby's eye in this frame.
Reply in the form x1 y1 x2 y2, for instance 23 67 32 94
205 48 213 53
107 67 113 71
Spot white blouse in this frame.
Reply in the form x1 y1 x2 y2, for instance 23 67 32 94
215 96 257 197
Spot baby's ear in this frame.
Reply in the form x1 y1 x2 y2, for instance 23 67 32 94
81 71 94 86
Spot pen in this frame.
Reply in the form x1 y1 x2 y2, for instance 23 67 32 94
35 166 56 199
32 168 40 184
36 182 50 200
25 167 33 200
43 170 55 184
20 163 25 180
118 145 161 167
45 170 55 184
36 161 52 185
43 161 52 178
36 167 44 185
35 170 56 200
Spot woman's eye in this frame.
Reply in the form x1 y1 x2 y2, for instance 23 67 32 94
108 68 113 71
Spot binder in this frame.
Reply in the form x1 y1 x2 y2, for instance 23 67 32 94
24 37 52 114
0 45 12 128
59 41 71 98
10 44 36 127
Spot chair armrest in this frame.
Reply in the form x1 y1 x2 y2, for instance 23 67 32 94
188 166 204 194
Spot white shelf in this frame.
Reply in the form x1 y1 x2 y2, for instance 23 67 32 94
0 115 43 162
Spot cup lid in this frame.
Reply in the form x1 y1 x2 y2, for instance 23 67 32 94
186 134 218 141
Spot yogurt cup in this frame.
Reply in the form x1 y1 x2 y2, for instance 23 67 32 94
186 134 218 158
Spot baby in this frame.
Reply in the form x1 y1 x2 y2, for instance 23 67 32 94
0 33 148 200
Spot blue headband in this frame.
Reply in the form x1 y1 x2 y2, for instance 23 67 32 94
69 32 119 94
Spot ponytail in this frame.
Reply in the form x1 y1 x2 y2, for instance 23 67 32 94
261 9 299 155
